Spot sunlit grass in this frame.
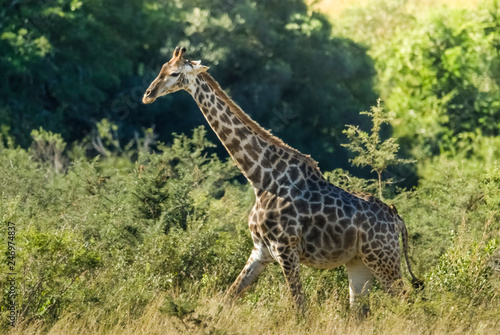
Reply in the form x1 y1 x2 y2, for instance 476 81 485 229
10 286 500 335
310 0 483 18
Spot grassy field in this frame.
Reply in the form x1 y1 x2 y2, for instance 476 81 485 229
9 289 500 334
312 0 484 18
2 125 498 335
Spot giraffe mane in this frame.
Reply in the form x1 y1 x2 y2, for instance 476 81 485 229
199 72 321 173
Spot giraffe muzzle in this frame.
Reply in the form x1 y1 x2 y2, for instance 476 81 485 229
142 90 156 104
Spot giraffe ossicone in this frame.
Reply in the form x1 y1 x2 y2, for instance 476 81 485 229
143 46 422 314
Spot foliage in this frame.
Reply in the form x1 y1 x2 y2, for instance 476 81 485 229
30 128 67 173
324 168 378 196
342 99 414 199
340 0 500 163
177 0 377 170
0 0 376 172
0 0 176 146
1 122 499 332
159 294 199 331
427 239 498 299
392 159 500 275
0 126 253 328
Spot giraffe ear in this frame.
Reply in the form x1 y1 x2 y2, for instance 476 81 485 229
191 60 209 73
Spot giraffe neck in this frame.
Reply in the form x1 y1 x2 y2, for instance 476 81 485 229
185 72 323 191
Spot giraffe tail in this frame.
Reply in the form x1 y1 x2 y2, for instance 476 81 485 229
401 220 424 289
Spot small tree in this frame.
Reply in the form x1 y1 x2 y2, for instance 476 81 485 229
30 128 67 173
342 99 414 199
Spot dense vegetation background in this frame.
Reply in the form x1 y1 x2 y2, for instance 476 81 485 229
1 0 499 333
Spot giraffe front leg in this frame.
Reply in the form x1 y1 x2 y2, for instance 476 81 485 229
277 249 306 313
226 247 269 298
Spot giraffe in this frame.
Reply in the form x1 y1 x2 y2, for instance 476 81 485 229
143 46 421 314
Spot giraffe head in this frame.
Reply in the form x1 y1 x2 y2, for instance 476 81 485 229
142 46 209 104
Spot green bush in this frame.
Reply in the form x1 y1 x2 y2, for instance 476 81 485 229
427 239 498 299
0 125 254 328
370 2 500 160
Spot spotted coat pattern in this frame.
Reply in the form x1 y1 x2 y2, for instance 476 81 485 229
143 47 420 312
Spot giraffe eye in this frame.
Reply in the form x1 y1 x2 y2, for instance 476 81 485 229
170 72 180 77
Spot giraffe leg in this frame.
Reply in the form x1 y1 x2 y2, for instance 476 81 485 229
226 247 269 297
277 249 306 313
345 258 373 317
362 246 403 295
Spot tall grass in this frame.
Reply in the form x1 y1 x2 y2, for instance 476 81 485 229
2 123 499 334
10 285 500 335
312 0 483 18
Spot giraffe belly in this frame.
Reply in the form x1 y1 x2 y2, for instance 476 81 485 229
299 248 357 269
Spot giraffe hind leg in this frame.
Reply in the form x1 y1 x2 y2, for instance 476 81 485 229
345 258 373 317
362 246 403 295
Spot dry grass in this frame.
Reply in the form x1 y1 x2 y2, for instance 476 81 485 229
310 0 484 18
8 287 500 335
